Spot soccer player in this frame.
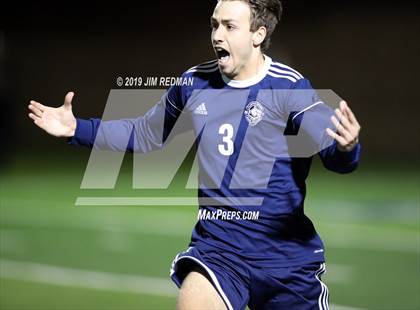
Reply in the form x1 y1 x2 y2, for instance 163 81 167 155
28 0 361 309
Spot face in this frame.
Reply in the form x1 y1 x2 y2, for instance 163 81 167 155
211 1 260 79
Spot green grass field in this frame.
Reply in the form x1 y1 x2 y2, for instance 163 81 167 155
1 151 419 310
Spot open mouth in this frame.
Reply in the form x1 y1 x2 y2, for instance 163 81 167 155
215 47 230 64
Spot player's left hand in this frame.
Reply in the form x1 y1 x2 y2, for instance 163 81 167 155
325 100 361 152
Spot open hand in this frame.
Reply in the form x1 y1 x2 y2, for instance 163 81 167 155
326 101 361 152
28 92 77 138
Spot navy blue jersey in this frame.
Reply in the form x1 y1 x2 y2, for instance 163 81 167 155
70 55 361 267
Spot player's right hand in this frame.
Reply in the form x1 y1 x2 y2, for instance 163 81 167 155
28 92 77 138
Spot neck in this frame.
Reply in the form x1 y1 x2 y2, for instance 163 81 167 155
233 52 265 80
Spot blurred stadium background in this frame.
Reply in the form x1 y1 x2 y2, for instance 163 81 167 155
1 0 419 309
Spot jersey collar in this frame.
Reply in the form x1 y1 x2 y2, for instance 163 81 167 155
221 55 272 88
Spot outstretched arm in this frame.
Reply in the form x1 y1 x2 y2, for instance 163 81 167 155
28 92 77 138
27 86 188 153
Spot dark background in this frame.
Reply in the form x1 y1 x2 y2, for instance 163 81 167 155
1 2 419 309
1 0 419 163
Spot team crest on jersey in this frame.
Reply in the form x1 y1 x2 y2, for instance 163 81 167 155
244 101 264 126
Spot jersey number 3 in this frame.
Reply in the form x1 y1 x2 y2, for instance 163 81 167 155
218 124 234 156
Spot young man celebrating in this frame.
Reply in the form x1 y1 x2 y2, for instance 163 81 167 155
28 0 361 309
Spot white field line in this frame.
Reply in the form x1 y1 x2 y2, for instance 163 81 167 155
0 259 361 309
0 259 177 297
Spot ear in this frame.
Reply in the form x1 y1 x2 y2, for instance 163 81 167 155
253 26 267 47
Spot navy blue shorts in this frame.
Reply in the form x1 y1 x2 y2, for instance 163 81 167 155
170 246 329 310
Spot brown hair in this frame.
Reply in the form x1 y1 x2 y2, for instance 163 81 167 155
220 0 283 52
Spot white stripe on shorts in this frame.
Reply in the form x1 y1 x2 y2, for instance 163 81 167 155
315 263 330 310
